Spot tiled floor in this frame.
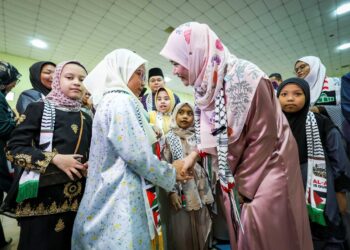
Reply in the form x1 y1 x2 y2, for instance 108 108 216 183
0 215 19 250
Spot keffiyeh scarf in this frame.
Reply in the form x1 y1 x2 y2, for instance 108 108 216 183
16 100 55 202
305 111 327 226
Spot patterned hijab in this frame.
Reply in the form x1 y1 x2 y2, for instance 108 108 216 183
0 61 21 94
46 61 86 111
29 61 56 96
295 56 326 106
160 22 266 149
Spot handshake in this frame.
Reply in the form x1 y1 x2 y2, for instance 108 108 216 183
171 151 198 181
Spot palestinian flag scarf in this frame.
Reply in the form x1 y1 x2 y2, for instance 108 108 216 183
305 111 327 226
16 100 55 202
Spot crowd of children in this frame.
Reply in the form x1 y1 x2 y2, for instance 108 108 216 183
0 21 349 250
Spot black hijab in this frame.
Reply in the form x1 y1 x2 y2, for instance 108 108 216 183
277 77 310 163
29 61 56 96
0 61 21 95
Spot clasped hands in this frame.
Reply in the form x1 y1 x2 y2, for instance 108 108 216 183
172 151 198 182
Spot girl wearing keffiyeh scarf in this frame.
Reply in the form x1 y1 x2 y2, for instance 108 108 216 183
278 77 350 250
71 49 192 250
160 102 214 250
160 22 313 250
6 61 92 250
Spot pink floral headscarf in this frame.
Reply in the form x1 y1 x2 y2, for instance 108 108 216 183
160 22 267 149
46 61 86 111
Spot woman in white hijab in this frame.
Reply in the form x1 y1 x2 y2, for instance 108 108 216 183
72 49 191 249
294 56 348 138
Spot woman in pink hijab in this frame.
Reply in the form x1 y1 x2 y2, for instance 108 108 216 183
160 22 312 250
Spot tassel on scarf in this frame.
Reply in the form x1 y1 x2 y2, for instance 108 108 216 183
16 101 55 202
16 176 39 202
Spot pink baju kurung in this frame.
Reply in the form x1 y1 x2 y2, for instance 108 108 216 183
160 21 313 250
218 79 312 250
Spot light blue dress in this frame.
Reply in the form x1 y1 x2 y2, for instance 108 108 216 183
72 92 176 250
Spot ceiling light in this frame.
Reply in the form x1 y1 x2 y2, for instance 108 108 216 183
335 3 350 15
337 43 350 50
30 38 48 49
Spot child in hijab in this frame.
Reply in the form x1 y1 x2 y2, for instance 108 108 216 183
6 61 92 250
72 49 192 250
141 67 180 111
161 102 214 250
149 87 176 156
277 77 350 250
16 61 56 114
149 87 176 134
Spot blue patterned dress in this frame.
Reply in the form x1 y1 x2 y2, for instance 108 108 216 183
72 91 176 249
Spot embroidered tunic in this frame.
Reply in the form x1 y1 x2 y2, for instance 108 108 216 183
72 92 176 250
6 101 92 217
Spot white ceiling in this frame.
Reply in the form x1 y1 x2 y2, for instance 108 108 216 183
1 0 350 94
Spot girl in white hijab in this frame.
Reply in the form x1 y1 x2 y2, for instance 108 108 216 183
72 49 191 250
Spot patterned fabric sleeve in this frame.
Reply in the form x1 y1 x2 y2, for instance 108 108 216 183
6 102 57 173
107 94 176 192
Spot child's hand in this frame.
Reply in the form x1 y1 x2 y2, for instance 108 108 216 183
51 154 85 180
169 192 182 211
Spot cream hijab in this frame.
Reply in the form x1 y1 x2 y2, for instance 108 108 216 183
296 56 326 106
84 48 156 144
